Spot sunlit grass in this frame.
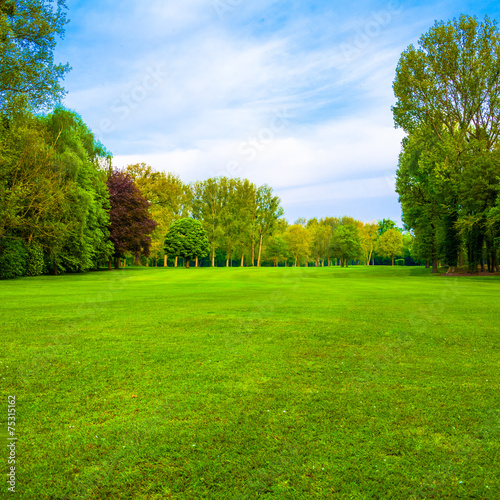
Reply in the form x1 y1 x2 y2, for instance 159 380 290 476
1 266 499 499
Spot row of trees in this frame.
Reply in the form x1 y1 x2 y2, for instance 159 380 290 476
0 0 416 277
118 166 412 268
161 214 410 269
1 130 412 276
393 15 500 273
122 168 285 268
259 217 408 268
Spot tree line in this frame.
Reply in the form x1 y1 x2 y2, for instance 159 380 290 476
3 3 498 276
113 168 413 269
0 0 419 277
393 15 500 273
1 121 413 277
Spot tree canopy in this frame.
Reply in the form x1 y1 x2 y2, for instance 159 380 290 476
329 224 362 267
107 170 157 268
0 0 70 113
164 218 210 268
393 15 500 272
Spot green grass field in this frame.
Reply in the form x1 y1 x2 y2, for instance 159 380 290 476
1 266 499 499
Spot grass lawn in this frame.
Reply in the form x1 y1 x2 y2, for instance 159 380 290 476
1 266 499 499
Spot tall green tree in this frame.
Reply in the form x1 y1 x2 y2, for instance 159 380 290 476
393 15 500 272
264 234 289 267
43 108 113 273
255 185 284 267
0 0 70 113
0 108 112 275
329 224 362 267
377 228 404 266
359 221 378 265
284 224 310 267
190 178 226 267
233 178 257 267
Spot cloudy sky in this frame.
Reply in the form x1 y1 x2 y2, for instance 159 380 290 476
55 0 500 225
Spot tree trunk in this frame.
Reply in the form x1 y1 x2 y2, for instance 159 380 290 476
432 257 438 274
196 256 199 268
251 242 255 266
108 258 112 270
426 260 430 269
211 248 215 267
175 256 178 268
185 259 189 268
241 253 245 267
392 254 394 266
164 255 167 267
257 233 263 267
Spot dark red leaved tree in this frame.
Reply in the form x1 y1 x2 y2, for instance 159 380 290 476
107 170 157 269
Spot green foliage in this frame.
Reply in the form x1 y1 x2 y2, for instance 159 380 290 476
377 229 404 265
329 224 362 267
395 259 405 266
25 241 45 276
377 218 399 236
0 237 26 279
164 218 210 267
0 108 113 277
393 15 500 272
265 235 289 266
190 177 283 267
284 224 310 266
0 0 70 113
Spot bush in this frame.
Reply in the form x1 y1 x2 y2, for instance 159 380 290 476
0 238 27 279
395 259 405 266
25 242 45 276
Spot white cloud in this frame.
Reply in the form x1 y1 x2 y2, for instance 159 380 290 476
60 0 495 223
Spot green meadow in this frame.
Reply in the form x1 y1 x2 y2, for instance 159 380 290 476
1 266 499 499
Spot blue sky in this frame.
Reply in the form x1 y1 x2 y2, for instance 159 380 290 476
55 0 500 225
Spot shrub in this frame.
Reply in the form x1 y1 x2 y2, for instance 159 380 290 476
0 238 27 279
25 242 45 276
395 259 405 266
